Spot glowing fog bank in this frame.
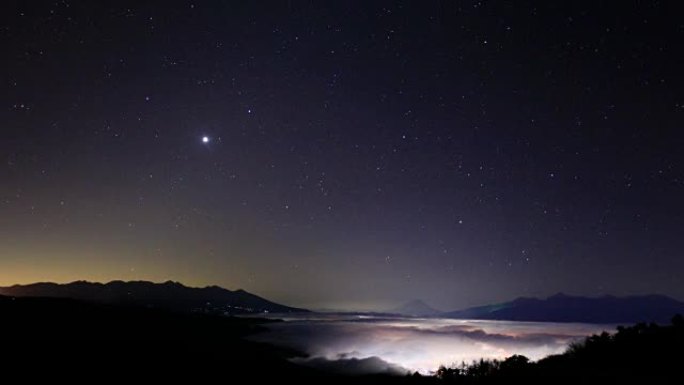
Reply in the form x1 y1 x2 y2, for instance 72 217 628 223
252 314 614 374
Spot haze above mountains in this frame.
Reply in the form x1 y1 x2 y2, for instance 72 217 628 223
2 280 683 324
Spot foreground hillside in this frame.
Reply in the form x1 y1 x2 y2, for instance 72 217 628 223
0 295 307 381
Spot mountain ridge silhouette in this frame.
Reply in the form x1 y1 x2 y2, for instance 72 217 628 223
0 280 308 315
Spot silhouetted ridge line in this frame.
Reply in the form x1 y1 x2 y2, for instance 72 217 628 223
0 280 308 315
444 293 684 323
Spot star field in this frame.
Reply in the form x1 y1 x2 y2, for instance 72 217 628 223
1 1 683 310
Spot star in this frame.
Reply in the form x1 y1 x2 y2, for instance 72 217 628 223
202 136 210 143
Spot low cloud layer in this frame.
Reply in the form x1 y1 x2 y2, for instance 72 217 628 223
252 314 613 374
292 355 408 375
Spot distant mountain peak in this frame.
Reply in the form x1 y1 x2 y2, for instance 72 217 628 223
389 299 441 317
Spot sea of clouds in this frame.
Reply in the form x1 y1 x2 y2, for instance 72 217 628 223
251 314 614 374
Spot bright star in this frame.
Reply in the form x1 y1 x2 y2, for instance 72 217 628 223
202 136 210 143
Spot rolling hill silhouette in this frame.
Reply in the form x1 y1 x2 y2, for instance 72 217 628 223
0 280 307 315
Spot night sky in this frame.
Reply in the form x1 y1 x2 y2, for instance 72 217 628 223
2 1 683 311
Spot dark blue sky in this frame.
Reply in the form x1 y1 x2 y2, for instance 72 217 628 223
2 1 683 310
